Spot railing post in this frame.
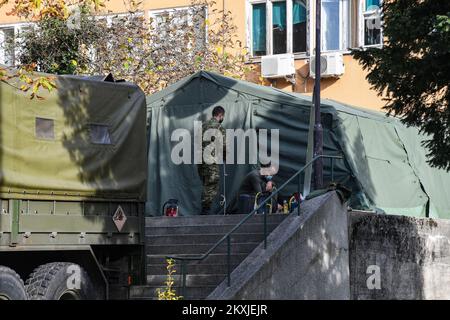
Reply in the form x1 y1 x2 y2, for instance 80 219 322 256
331 157 334 182
298 172 302 216
181 261 186 298
263 209 267 249
227 235 231 287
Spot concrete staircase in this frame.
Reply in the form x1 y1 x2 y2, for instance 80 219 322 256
129 214 287 300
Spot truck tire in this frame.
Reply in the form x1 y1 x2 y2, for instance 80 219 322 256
25 262 99 300
0 265 28 300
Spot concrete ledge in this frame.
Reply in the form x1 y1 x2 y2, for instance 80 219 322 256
208 191 350 300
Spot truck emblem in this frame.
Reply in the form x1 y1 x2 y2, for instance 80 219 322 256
112 205 127 232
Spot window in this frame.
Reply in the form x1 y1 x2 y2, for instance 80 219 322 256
272 1 287 54
0 23 34 66
35 118 55 140
250 0 308 57
248 0 381 57
0 27 15 66
252 3 267 56
292 0 307 53
321 0 349 51
149 6 207 48
363 0 382 46
90 12 144 61
89 124 112 145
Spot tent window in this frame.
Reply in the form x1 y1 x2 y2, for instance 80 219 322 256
35 117 55 140
89 124 112 145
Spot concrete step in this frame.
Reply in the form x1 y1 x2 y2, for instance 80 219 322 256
129 285 215 300
145 214 287 227
145 223 281 236
145 233 266 245
146 253 249 266
146 242 261 255
147 274 226 287
138 213 288 300
146 263 239 275
128 296 157 301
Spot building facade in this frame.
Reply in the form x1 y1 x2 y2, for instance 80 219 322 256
0 0 385 110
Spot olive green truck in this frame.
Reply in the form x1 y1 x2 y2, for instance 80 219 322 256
0 73 147 300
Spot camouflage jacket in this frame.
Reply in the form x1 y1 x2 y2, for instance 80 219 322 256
202 118 226 165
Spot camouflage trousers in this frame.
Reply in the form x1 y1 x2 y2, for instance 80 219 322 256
198 164 220 214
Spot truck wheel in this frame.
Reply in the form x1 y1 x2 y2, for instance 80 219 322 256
0 266 28 300
25 262 99 300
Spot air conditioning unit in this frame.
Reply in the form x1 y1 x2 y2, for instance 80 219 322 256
310 52 345 78
261 53 295 78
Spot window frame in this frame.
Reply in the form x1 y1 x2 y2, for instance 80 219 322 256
248 0 350 59
248 0 309 59
247 0 268 57
320 0 350 53
358 0 383 48
0 22 34 66
94 12 143 26
247 0 382 60
148 5 208 46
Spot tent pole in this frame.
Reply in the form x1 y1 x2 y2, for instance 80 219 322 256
313 0 324 189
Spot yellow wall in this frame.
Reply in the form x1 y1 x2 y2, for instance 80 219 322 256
0 0 385 110
254 55 384 110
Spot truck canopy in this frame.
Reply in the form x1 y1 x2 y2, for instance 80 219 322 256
0 70 147 201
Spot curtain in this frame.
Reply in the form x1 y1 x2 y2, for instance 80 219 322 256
366 0 380 10
293 0 307 24
272 1 287 30
252 3 266 52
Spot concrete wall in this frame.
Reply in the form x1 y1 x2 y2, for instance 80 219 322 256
208 195 450 300
349 212 450 300
208 192 351 300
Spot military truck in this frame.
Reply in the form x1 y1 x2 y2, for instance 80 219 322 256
0 72 147 300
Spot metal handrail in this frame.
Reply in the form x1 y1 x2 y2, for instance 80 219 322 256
167 154 343 296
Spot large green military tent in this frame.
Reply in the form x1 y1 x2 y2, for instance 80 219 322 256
146 71 450 219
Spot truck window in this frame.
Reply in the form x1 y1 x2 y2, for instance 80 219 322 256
35 117 55 140
89 124 112 145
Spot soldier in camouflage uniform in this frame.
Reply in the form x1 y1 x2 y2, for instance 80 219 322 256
198 106 226 215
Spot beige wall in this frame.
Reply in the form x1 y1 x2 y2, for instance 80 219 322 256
253 55 384 110
0 0 385 110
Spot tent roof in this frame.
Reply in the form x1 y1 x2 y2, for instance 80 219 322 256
0 65 139 90
146 70 399 124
